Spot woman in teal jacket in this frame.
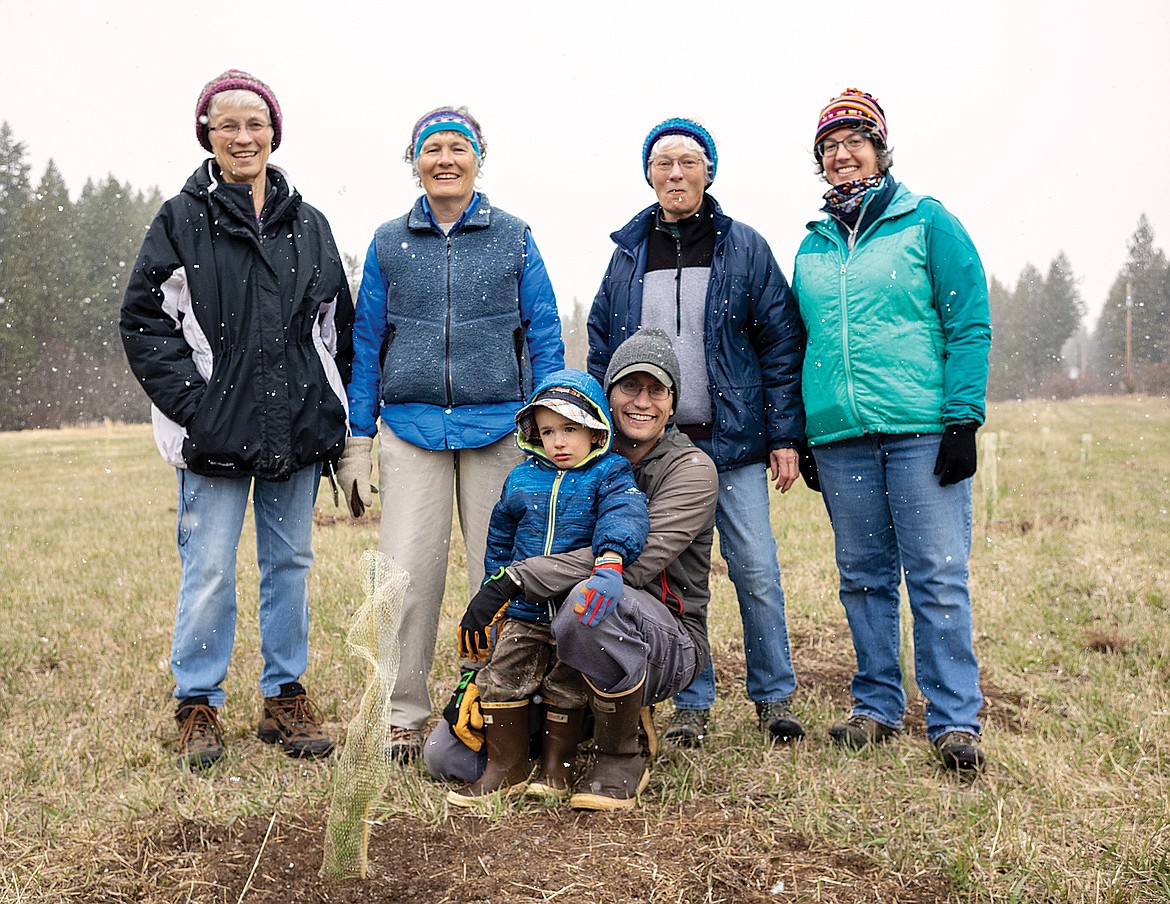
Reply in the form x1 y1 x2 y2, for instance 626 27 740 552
792 89 991 773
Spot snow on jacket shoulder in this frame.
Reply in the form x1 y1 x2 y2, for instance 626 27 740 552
586 196 806 472
792 182 990 445
120 162 354 479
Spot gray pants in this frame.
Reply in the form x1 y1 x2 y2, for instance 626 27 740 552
551 580 699 703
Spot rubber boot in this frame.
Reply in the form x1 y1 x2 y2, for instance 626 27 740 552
570 676 650 811
447 700 532 808
526 707 586 800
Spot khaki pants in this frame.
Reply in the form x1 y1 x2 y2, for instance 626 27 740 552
377 424 523 729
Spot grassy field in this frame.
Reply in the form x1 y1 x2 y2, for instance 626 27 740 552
0 395 1168 902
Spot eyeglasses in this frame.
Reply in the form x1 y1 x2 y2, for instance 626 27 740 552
615 378 671 401
208 119 272 138
650 155 704 174
817 134 870 157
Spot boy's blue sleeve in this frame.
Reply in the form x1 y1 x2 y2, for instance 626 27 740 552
591 456 649 563
483 470 522 584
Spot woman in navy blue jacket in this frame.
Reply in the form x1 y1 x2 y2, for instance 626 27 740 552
587 118 806 748
335 107 564 762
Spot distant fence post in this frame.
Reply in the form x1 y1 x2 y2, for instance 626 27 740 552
981 431 998 522
1081 433 1092 464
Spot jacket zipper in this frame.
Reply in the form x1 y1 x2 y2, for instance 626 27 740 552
836 191 877 430
543 470 564 556
673 231 683 336
443 233 454 407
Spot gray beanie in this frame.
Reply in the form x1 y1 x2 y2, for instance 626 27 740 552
603 327 681 412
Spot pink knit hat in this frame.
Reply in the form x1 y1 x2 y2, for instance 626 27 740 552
195 69 282 152
814 88 887 152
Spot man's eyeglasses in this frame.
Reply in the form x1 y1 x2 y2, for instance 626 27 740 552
615 378 671 401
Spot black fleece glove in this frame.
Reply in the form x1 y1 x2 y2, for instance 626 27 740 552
457 567 522 662
796 443 821 492
933 423 978 486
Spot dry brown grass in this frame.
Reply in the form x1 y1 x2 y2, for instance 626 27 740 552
1 396 1168 902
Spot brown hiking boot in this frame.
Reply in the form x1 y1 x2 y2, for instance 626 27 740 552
662 707 708 748
257 682 334 758
756 700 805 743
385 725 424 764
829 714 900 750
176 696 224 770
935 731 986 773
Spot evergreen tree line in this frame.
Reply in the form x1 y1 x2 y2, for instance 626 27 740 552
989 215 1170 400
0 122 162 430
0 121 1167 430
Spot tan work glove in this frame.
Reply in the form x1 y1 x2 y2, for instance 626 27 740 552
335 435 374 517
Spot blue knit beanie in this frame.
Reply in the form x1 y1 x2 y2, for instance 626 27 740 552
641 118 718 186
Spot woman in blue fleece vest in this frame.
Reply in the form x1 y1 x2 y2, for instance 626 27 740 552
335 107 565 762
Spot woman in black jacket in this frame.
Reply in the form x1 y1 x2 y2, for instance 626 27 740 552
120 69 353 771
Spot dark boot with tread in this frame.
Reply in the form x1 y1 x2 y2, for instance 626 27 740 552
570 677 649 811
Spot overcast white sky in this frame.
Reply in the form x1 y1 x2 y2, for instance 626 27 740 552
2 1 1168 329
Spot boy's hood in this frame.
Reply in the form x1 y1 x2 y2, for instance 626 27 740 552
515 368 612 466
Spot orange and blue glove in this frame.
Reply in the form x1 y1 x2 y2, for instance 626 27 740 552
573 554 625 627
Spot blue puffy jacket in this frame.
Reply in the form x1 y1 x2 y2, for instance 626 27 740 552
485 368 649 623
587 196 805 472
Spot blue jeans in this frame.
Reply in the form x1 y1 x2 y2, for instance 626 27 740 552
171 465 320 706
813 434 982 740
673 451 796 710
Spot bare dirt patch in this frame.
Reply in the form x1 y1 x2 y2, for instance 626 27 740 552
158 799 952 903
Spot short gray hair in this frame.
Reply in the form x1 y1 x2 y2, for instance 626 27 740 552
646 134 714 187
207 89 269 123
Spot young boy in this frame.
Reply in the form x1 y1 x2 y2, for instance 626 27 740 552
448 369 649 806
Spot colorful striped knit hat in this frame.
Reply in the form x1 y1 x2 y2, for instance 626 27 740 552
814 88 887 152
410 108 484 161
641 118 718 186
195 69 282 152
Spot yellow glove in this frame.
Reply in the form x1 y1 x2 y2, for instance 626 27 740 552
442 668 485 752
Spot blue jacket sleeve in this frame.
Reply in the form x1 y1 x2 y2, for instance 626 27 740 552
348 238 389 437
741 227 806 450
483 473 521 582
924 201 991 425
519 231 565 386
591 457 650 564
586 258 617 385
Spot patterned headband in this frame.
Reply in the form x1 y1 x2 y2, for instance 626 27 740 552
412 110 482 160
